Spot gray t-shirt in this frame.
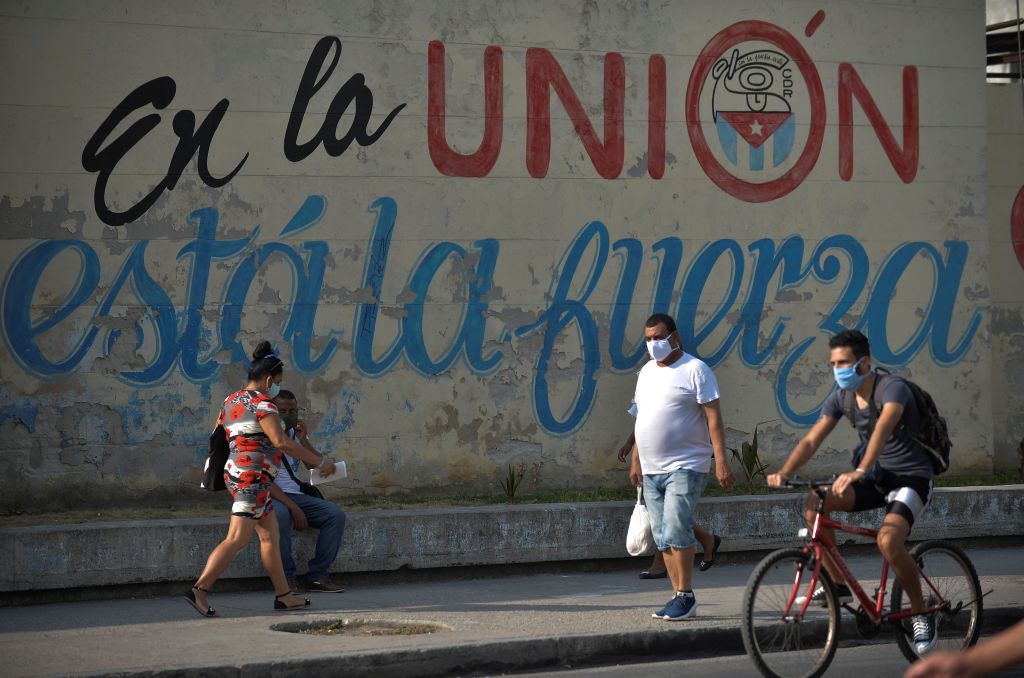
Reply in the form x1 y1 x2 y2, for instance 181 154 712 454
822 376 933 479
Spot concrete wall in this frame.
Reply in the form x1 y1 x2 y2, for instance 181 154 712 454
0 1 1005 510
987 84 1024 473
2 486 1021 592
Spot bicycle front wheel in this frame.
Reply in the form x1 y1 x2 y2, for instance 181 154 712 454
742 548 840 678
890 539 983 663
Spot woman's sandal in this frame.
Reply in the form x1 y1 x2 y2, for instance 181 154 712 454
698 534 722 572
638 569 668 579
184 584 217 617
274 590 312 611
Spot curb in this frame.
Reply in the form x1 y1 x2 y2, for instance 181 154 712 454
93 605 1024 678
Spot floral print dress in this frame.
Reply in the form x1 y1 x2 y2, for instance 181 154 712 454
219 389 283 519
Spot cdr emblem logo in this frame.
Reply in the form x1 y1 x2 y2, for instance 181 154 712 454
711 48 795 171
686 20 826 203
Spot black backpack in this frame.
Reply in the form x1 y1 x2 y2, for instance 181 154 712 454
842 369 951 475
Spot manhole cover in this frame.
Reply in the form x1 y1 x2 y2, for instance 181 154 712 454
272 618 450 636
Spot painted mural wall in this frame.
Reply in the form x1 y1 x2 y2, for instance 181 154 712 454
987 83 1024 473
0 0 1002 510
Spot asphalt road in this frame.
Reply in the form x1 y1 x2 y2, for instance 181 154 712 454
512 638 1024 678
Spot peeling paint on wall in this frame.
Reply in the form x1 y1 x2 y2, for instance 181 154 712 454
0 0 1008 510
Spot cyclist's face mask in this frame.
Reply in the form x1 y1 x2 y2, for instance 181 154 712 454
833 357 867 391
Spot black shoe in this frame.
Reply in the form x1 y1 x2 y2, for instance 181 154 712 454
306 576 345 593
184 585 216 617
697 534 722 571
638 569 668 579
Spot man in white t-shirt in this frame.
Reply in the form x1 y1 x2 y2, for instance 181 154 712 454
628 313 735 620
269 390 347 593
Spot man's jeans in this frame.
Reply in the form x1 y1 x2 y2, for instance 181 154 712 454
272 493 346 581
643 469 708 550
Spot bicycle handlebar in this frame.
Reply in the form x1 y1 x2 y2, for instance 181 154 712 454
781 476 837 490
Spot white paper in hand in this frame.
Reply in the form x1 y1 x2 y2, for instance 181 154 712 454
626 486 655 556
309 460 347 486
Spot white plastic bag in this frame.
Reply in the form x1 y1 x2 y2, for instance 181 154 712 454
626 486 655 556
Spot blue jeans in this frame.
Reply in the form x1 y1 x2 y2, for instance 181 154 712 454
273 493 346 581
643 469 708 550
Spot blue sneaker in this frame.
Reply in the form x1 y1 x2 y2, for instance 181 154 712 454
661 592 698 621
652 596 676 619
912 613 937 656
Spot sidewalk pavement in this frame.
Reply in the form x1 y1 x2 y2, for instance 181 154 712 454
1 546 1022 678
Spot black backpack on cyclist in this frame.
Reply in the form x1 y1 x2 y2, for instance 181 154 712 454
841 368 952 475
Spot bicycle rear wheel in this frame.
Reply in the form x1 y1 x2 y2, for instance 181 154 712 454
890 539 983 663
742 548 840 678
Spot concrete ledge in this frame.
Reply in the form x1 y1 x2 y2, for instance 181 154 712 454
2 486 1022 592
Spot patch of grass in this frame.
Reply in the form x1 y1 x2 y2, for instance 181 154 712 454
2 505 229 527
932 471 1021 488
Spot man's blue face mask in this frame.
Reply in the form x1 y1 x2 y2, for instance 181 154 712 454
833 357 867 391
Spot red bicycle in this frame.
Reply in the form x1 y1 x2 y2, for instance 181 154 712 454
741 479 984 678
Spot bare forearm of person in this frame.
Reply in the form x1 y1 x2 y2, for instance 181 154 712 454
779 440 816 477
300 439 322 468
285 438 321 466
967 619 1024 674
629 446 642 485
709 425 728 468
701 401 728 461
618 431 636 462
264 421 322 466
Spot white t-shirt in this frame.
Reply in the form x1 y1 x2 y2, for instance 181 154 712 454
631 353 720 474
273 429 305 495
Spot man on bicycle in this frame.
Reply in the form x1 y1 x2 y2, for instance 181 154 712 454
767 329 937 656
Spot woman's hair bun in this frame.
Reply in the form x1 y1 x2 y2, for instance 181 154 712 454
252 340 275 362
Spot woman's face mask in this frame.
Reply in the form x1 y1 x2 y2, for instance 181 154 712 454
833 357 867 391
266 377 282 399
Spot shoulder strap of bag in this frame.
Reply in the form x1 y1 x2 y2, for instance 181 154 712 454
282 452 302 483
845 368 884 437
843 389 856 429
871 368 915 441
866 370 881 434
280 434 305 485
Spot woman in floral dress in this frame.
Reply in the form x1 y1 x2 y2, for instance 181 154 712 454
185 341 335 617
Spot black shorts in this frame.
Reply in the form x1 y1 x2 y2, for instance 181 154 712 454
850 472 932 527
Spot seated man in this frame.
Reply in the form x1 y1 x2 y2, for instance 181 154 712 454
768 329 938 656
270 389 347 593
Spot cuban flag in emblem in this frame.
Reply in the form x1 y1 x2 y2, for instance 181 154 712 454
711 48 796 171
